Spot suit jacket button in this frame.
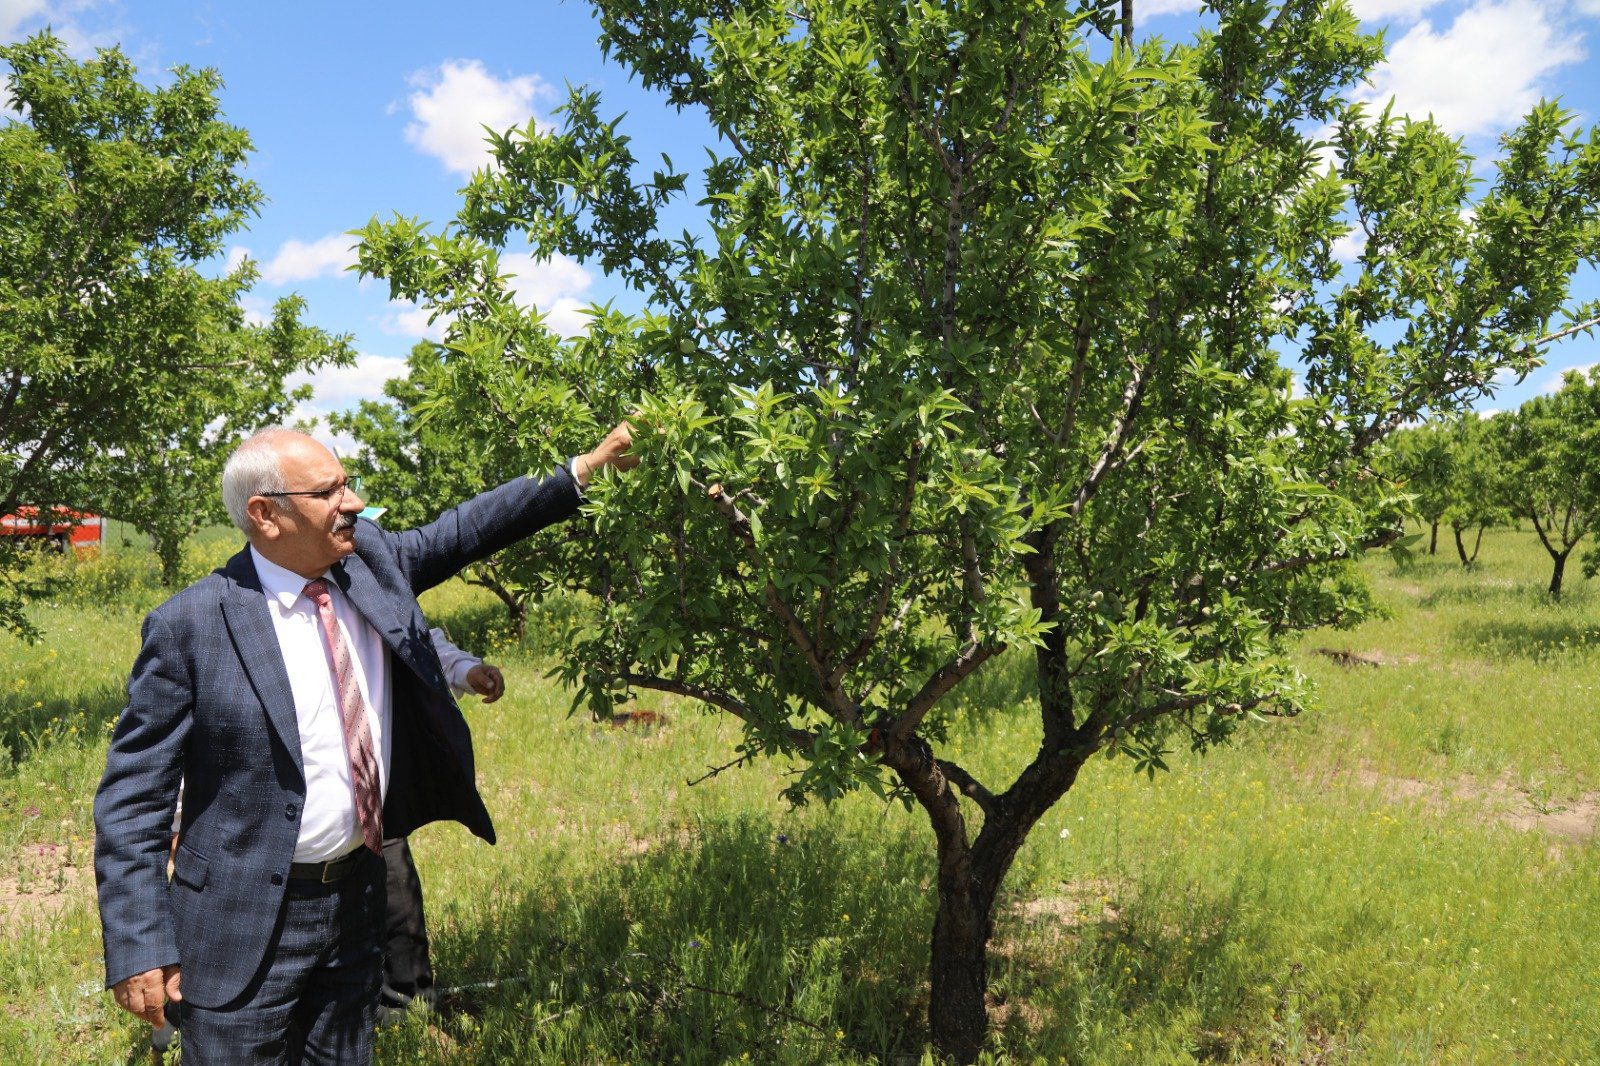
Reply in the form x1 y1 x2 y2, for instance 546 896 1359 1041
285 803 298 819
270 873 284 886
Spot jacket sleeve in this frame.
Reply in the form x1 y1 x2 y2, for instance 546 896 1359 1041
389 466 582 596
93 609 191 989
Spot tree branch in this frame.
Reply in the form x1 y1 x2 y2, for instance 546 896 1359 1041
832 444 922 684
1070 355 1149 518
703 483 860 723
889 640 1006 743
936 758 997 816
616 669 817 752
1101 689 1281 747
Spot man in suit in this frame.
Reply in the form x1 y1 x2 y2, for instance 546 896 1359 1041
93 423 634 1063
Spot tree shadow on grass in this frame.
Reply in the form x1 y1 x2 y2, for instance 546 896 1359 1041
380 815 936 1065
988 876 1370 1062
1449 616 1600 662
0 680 125 770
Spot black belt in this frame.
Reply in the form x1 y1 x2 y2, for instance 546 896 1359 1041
289 847 368 883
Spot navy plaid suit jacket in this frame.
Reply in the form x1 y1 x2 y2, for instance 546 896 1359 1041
93 468 580 1007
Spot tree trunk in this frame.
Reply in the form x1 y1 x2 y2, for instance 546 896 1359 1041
466 567 528 640
1550 551 1568 598
1429 521 1438 555
1453 525 1470 567
928 873 992 1063
1470 526 1484 566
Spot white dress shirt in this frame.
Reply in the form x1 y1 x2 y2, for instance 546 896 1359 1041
429 627 482 695
250 547 392 863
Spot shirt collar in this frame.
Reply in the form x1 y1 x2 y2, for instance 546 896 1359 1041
249 546 329 612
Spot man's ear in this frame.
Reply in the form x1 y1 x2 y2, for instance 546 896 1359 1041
246 497 281 539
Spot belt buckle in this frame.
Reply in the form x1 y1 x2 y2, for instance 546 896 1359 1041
321 858 339 884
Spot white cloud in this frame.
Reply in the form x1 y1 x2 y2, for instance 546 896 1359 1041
1140 0 1203 15
1348 0 1447 22
1360 1 1585 138
259 233 358 286
223 245 251 274
404 59 551 176
286 353 414 455
1537 361 1597 394
2 1 119 55
502 251 593 336
0 0 48 40
289 352 409 412
380 252 595 340
1576 0 1600 17
1331 225 1367 262
238 294 270 328
381 301 455 342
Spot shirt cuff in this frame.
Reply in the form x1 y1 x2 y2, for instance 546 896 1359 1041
569 455 586 498
447 657 480 694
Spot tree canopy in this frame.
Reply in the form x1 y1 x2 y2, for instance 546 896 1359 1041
352 0 1600 1056
1499 368 1600 596
0 32 350 625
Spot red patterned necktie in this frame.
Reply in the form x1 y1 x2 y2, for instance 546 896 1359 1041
303 578 383 856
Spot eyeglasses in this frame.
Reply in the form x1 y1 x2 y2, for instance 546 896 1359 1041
259 476 362 503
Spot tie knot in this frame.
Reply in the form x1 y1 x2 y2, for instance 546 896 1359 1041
303 578 331 604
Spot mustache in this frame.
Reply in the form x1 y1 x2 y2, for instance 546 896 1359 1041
333 513 358 532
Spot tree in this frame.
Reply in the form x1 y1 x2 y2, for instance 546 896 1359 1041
1388 422 1453 553
0 33 348 626
1500 369 1600 597
355 1 1600 1057
328 339 567 639
1439 416 1508 568
84 294 353 586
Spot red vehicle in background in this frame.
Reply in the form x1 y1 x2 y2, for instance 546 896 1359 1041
0 507 103 555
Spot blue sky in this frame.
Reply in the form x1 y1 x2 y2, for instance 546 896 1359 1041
5 0 1599 434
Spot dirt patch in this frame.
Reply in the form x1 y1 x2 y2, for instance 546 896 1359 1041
1354 768 1598 842
994 878 1123 965
1312 647 1422 668
0 841 93 933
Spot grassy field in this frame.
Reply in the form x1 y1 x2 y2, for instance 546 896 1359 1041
0 527 1596 1063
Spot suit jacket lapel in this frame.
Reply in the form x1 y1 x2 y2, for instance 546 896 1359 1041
332 556 419 677
218 547 304 780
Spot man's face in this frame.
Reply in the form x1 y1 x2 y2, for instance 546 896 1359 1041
246 435 368 577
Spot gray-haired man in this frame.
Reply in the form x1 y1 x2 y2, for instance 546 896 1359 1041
95 423 633 1063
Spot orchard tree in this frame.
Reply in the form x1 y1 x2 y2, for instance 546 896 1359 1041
84 294 352 586
1388 422 1453 553
1501 369 1600 597
356 0 1600 1058
0 33 347 627
1439 416 1507 568
328 339 574 639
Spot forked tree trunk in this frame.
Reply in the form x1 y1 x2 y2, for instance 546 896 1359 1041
1528 514 1576 600
465 569 529 640
897 726 1088 1062
1452 525 1485 568
1549 550 1568 598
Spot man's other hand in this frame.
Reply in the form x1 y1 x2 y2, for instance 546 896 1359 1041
112 964 181 1028
465 663 505 703
576 421 638 486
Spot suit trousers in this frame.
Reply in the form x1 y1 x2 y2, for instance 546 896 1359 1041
379 837 435 1011
179 850 385 1065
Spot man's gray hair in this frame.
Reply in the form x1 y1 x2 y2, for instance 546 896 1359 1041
220 427 300 532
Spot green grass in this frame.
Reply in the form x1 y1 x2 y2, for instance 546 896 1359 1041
0 528 1596 1063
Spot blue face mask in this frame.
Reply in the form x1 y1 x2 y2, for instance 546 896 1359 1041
358 506 387 523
